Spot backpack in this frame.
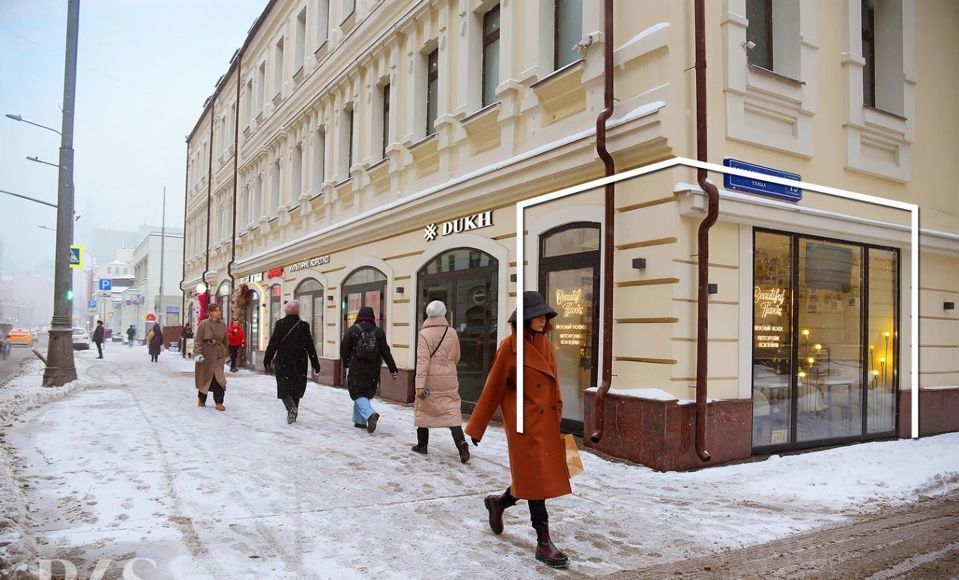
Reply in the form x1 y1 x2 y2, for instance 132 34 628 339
353 328 379 362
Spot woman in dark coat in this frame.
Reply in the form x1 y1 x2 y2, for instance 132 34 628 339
264 300 321 424
148 322 164 362
465 291 571 569
339 306 398 434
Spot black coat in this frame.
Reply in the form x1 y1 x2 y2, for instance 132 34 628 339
127 327 136 339
264 315 321 400
148 326 164 356
340 321 397 401
92 326 104 344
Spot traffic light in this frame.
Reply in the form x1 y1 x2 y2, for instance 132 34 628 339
66 289 73 301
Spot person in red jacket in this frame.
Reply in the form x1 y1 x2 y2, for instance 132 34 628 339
227 318 246 372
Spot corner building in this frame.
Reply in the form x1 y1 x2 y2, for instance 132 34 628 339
183 0 959 470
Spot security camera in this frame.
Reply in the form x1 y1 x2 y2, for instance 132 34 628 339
741 40 757 50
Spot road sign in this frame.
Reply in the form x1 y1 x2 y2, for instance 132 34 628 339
98 278 112 291
145 313 157 322
88 300 96 309
69 244 83 269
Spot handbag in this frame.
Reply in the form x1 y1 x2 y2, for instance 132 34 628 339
563 434 584 478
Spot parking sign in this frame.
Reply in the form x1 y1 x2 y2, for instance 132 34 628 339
88 300 96 309
98 279 112 291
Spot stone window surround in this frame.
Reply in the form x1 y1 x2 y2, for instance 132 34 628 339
840 0 915 183
722 0 818 158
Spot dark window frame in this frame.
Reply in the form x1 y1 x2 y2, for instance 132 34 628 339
751 227 900 454
381 83 390 160
861 0 877 108
553 0 583 71
482 5 501 107
426 49 439 136
746 0 774 72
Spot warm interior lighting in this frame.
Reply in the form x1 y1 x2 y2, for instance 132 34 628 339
807 357 815 364
883 331 891 338
814 343 822 351
801 329 810 337
798 370 807 378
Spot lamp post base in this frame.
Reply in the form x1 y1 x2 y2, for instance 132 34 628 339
42 327 77 386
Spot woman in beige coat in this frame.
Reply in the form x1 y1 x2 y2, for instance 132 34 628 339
194 303 229 411
411 300 470 463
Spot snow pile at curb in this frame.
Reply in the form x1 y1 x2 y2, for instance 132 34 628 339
0 360 99 580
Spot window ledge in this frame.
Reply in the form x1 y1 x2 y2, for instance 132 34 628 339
864 105 907 123
461 101 500 127
255 111 264 124
340 10 356 33
272 92 283 107
367 157 388 172
292 66 305 84
314 40 329 59
409 133 437 151
530 59 585 91
747 64 805 86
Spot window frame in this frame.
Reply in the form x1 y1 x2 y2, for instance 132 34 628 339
481 5 501 107
426 49 439 137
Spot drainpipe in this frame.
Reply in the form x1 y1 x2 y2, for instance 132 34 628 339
203 102 214 301
693 0 715 462
589 0 616 444
180 146 189 323
227 52 241 291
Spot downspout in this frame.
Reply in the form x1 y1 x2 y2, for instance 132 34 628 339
180 146 189 323
589 0 616 444
693 0 716 462
227 52 241 290
203 103 214 295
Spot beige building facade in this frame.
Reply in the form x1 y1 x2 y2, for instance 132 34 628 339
182 0 958 470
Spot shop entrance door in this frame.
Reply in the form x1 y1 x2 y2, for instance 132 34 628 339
417 249 498 413
539 223 602 435
245 290 259 369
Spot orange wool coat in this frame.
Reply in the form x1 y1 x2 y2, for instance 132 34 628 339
465 330 571 500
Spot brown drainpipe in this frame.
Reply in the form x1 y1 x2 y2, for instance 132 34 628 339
227 52 241 289
693 0 716 462
589 0 616 444
180 146 189 322
203 103 214 292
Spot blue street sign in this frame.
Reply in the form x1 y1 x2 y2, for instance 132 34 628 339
69 244 82 269
723 158 802 202
98 279 112 291
88 300 96 309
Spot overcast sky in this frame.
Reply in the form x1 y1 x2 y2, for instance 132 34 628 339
0 0 266 277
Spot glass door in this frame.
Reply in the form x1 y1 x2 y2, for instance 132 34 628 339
245 290 260 368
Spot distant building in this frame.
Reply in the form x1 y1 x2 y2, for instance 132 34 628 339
0 274 53 328
116 231 184 340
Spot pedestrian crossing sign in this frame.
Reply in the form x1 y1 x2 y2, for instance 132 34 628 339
69 244 83 269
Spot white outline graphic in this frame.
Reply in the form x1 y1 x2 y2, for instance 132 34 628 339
515 157 919 440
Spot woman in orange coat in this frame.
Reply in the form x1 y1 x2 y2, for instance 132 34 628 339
465 291 571 569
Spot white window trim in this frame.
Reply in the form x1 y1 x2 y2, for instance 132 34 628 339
723 0 818 157
841 0 916 182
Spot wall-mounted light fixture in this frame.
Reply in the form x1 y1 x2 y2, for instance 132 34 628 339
632 258 647 270
396 287 405 294
510 273 517 282
327 295 334 301
708 283 718 295
945 301 956 311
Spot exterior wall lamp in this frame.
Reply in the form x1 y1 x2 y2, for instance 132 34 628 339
945 301 956 311
631 258 647 270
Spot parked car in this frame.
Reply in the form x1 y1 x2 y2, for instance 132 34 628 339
7 328 33 348
110 328 124 342
71 327 90 350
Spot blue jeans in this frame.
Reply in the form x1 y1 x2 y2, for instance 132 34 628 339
352 397 375 424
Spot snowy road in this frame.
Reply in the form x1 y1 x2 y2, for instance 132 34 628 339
4 346 958 579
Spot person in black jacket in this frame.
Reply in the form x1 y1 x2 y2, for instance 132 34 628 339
340 305 397 433
264 300 321 424
92 320 105 358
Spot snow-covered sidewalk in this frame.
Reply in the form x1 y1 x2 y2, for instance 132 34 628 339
3 346 958 579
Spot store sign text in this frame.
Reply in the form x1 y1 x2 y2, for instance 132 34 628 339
754 285 787 349
424 211 493 241
289 255 331 272
236 273 263 284
267 268 284 279
555 288 588 347
754 286 786 318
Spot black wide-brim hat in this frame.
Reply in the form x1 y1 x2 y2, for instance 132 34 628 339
508 291 558 323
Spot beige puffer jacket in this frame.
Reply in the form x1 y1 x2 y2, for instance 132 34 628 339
413 317 462 428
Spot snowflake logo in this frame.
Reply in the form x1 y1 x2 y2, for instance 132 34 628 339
424 223 438 241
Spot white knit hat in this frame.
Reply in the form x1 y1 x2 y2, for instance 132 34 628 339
425 300 447 318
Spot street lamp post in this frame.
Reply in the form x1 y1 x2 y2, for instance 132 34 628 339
43 0 80 387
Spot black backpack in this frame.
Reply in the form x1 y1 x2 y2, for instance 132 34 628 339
353 328 379 362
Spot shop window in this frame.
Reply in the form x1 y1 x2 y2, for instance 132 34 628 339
342 267 387 334
540 223 600 435
218 281 232 323
245 289 260 366
418 249 499 412
482 5 500 107
752 229 899 450
554 0 582 70
269 284 282 338
295 278 325 365
426 49 439 136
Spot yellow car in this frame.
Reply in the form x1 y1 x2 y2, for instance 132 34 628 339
7 328 33 347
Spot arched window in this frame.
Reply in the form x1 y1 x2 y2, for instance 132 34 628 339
342 267 387 334
294 278 324 363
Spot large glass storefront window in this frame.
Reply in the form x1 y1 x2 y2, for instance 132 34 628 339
217 281 232 323
342 267 387 333
418 249 498 412
295 278 324 364
269 284 282 338
245 289 259 368
540 223 601 435
752 229 899 450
